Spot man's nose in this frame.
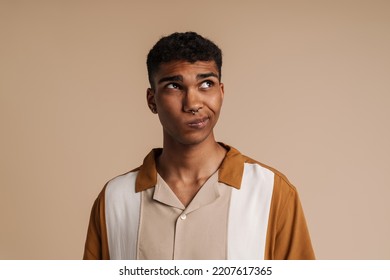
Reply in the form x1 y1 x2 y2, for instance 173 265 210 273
183 87 203 113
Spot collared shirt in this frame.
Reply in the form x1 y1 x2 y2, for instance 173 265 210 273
83 144 315 260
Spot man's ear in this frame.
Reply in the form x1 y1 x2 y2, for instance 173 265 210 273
146 88 157 114
220 82 225 100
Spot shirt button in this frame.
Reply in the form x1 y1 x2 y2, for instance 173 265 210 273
180 214 187 220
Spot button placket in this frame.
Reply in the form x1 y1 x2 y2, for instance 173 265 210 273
173 211 188 259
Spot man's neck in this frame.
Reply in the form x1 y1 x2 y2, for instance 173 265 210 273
158 137 226 182
156 136 227 206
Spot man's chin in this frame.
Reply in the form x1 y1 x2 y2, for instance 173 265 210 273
177 134 214 147
163 128 215 147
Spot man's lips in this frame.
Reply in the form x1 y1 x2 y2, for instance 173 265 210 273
187 117 209 128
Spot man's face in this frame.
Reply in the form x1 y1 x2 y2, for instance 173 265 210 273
147 60 224 146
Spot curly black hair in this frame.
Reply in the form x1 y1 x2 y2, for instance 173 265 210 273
146 32 222 88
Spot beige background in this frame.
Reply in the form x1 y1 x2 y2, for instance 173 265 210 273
1 0 389 259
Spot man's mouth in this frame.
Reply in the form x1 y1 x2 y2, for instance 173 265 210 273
187 117 209 128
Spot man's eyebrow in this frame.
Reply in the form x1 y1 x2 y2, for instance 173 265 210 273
157 72 219 84
158 75 183 84
197 72 219 80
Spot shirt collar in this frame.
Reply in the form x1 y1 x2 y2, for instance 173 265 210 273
153 171 220 212
135 143 245 192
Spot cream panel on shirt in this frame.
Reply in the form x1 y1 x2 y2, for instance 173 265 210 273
227 163 274 259
105 171 141 260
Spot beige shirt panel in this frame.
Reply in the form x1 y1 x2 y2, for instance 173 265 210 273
138 172 232 260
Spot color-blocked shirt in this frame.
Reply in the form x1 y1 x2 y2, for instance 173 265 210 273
83 144 315 260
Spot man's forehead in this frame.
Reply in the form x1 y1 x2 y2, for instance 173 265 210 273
156 60 219 77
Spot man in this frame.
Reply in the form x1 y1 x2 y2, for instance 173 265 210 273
83 32 315 260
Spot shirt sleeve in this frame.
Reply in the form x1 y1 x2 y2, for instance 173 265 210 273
264 175 315 260
83 187 110 260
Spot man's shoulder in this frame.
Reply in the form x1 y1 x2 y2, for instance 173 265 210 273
237 153 300 211
93 168 142 208
223 143 297 194
105 167 140 191
242 154 296 191
97 148 160 197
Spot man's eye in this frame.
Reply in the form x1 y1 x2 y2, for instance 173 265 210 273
166 83 180 89
199 81 213 89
